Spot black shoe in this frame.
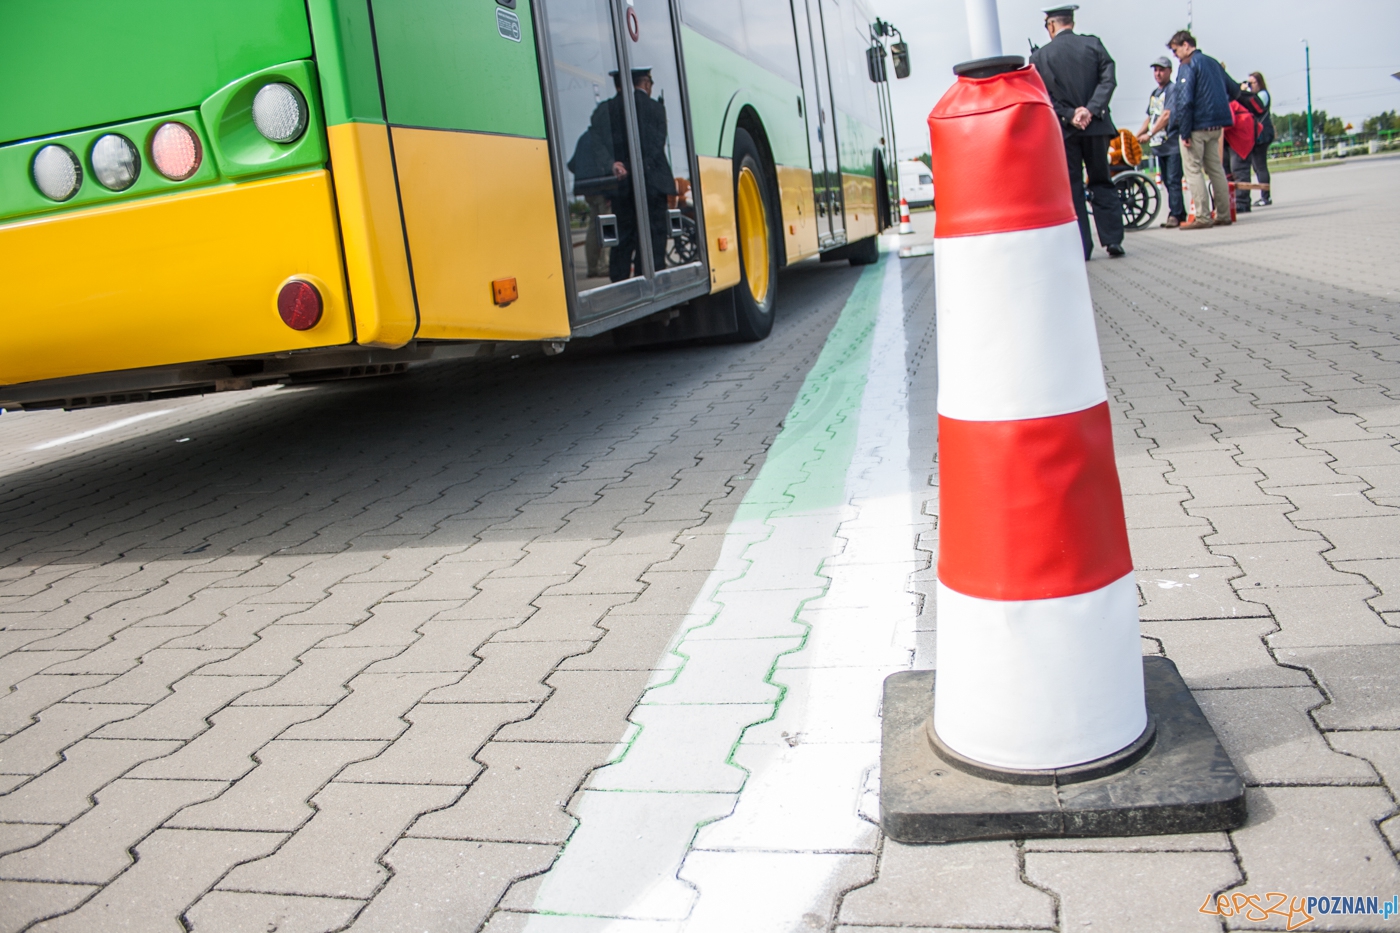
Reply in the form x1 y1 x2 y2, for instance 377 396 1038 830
1106 244 1126 258
1255 197 1271 207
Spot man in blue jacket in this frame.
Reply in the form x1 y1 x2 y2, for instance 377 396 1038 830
1167 30 1233 229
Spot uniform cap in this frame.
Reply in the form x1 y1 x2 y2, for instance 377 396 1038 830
1151 56 1173 70
1042 4 1078 15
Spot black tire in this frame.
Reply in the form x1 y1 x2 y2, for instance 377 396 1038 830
846 234 880 265
731 128 778 342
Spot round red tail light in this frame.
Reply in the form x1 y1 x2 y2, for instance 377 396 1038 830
277 280 322 330
150 122 202 180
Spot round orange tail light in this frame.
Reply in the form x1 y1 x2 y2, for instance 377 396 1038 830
277 280 322 330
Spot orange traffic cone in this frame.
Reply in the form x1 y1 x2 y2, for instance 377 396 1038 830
879 56 1244 844
898 197 913 234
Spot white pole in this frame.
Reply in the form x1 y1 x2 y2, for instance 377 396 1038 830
965 0 1003 59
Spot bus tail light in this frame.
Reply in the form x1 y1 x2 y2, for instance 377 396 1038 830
151 123 202 180
277 280 322 330
32 145 82 201
252 83 308 143
91 134 141 191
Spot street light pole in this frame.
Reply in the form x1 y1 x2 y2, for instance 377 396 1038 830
1304 39 1315 159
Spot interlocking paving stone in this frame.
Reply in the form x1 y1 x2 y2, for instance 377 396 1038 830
408 741 613 844
0 778 223 884
25 827 283 933
350 838 556 933
94 673 276 740
1024 850 1241 932
839 840 1054 928
184 891 363 933
127 705 325 780
1224 787 1400 931
0 880 95 933
1278 645 1400 730
2 163 1399 927
169 740 386 832
1195 686 1380 785
216 781 459 899
337 702 533 785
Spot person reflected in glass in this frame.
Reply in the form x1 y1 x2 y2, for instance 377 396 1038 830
595 67 676 281
567 96 616 279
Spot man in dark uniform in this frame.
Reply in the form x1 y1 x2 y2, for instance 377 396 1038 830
595 67 677 282
1029 5 1125 259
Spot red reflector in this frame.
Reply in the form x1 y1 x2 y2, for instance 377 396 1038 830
277 280 322 330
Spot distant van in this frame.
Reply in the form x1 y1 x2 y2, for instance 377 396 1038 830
898 160 934 209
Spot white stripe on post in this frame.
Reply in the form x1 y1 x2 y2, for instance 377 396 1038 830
935 221 1107 422
933 574 1147 770
964 0 1004 59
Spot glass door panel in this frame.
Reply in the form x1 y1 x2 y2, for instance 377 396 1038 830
617 0 703 292
797 0 844 244
544 0 648 305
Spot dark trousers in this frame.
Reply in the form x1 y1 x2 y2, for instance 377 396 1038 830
609 191 670 281
1154 143 1186 220
1230 144 1271 211
1065 134 1124 258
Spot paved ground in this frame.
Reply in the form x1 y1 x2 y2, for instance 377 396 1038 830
0 156 1398 932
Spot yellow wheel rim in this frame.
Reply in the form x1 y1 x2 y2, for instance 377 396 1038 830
736 165 770 304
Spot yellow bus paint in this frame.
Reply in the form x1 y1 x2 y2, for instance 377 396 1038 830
391 127 569 341
326 122 418 348
842 172 878 242
0 171 351 388
698 156 740 292
775 165 819 263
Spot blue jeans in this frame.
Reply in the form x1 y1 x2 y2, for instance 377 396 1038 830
1155 143 1186 220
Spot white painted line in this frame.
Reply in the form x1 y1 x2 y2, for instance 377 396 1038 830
521 246 920 929
28 409 175 451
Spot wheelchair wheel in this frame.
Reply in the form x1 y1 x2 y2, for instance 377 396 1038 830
1114 171 1161 230
666 215 700 266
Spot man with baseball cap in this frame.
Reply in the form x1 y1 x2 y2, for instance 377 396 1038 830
1029 4 1126 259
1137 56 1186 227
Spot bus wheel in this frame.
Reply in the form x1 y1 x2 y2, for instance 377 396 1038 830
732 129 777 341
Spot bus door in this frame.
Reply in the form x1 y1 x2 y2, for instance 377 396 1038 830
795 0 845 246
538 0 705 327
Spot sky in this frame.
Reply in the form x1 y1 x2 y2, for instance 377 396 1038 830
873 0 1400 160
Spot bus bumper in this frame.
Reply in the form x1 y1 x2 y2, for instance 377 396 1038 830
0 171 351 388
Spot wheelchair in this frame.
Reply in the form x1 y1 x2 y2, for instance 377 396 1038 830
1093 129 1162 230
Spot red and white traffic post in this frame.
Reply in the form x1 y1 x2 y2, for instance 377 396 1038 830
878 0 1245 843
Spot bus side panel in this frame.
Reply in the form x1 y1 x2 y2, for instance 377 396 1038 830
372 0 547 139
392 128 568 341
678 25 805 166
698 157 741 292
776 166 820 263
326 123 418 347
0 172 351 387
842 172 878 242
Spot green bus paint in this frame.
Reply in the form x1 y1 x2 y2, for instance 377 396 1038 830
0 0 311 146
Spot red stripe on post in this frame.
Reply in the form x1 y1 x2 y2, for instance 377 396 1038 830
938 403 1133 601
928 66 1078 239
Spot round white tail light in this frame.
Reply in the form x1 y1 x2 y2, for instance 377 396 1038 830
150 122 202 180
91 134 141 191
252 83 308 143
32 145 82 201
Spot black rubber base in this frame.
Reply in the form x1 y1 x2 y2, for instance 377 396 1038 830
952 55 1025 78
879 656 1246 844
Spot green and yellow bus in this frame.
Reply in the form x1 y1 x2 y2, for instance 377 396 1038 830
0 0 904 411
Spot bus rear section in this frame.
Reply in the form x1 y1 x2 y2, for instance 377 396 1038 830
1 0 896 412
0 0 571 411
